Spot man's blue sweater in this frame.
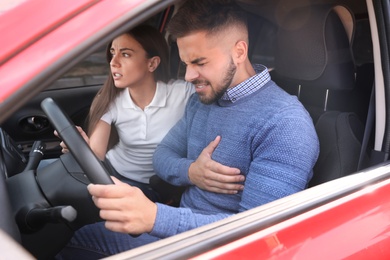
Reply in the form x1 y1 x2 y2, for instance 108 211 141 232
152 79 319 238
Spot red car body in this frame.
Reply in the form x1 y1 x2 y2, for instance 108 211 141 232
0 0 148 106
1 0 390 259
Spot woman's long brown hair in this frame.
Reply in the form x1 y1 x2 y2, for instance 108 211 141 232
87 24 170 147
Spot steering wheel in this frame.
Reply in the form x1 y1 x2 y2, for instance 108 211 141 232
41 97 113 185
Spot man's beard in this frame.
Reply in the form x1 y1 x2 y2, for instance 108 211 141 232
196 59 237 105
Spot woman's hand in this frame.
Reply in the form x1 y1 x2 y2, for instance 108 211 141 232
54 126 90 153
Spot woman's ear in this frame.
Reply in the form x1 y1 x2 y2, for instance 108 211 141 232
148 56 161 72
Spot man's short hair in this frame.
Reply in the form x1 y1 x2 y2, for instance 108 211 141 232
167 0 248 40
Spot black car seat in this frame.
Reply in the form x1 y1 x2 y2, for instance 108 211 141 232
270 5 368 187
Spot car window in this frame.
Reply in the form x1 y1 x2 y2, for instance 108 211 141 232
46 11 169 91
47 47 109 90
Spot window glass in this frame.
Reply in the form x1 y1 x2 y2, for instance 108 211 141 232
48 47 109 90
48 10 167 90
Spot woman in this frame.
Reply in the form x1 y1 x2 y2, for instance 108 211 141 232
60 24 194 202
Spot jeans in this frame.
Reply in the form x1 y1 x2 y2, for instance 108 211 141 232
55 222 160 259
37 158 57 169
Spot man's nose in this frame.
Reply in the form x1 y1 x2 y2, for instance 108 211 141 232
184 66 199 82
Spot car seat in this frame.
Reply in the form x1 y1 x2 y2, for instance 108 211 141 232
270 5 368 186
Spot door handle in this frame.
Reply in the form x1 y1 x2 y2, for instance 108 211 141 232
20 115 49 132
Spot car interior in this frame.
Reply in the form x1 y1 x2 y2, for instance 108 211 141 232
0 0 376 258
268 4 372 186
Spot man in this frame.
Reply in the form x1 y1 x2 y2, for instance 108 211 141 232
57 0 319 258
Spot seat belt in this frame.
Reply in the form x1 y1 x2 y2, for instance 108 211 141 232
357 84 375 171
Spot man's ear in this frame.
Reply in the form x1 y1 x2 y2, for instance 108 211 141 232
149 56 161 72
234 40 248 63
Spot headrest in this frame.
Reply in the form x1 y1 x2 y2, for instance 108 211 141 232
274 5 356 90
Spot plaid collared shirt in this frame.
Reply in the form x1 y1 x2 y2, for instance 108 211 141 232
220 64 270 103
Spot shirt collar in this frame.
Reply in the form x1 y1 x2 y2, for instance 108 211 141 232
220 64 271 103
122 81 167 109
148 81 166 108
